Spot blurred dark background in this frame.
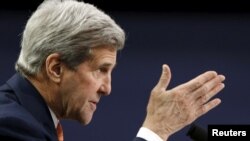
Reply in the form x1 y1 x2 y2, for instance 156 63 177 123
1 0 250 141
0 0 250 13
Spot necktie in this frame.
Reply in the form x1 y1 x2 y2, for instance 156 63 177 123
57 122 64 141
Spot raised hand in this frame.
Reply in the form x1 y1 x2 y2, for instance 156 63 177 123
142 64 225 140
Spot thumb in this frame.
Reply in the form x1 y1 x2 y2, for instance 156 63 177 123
155 64 171 90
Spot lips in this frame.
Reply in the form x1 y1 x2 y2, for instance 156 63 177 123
89 101 97 111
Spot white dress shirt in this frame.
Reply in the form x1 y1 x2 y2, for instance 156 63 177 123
136 127 164 141
48 108 59 128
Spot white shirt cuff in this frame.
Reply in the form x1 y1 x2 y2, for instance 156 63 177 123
136 127 164 141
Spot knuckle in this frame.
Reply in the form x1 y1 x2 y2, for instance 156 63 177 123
194 81 202 89
151 88 156 94
203 95 208 103
201 106 206 114
202 85 208 93
151 87 160 95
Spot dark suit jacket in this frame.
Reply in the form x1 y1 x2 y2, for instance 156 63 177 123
0 73 58 141
0 73 146 141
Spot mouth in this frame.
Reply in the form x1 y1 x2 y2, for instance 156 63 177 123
89 101 98 111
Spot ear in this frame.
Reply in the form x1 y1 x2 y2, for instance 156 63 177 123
45 53 62 83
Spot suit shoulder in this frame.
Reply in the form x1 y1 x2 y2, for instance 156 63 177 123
0 89 42 131
0 97 47 140
0 96 41 129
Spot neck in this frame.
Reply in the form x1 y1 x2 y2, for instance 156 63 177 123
27 73 63 119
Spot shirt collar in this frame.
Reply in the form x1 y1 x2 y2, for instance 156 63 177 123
48 107 59 128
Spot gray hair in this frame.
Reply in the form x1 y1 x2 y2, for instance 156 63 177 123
15 0 125 77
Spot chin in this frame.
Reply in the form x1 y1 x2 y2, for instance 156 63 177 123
81 120 91 125
79 114 93 126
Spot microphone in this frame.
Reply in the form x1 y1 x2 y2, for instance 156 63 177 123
187 124 208 141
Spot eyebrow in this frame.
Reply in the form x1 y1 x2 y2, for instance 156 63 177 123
100 62 117 69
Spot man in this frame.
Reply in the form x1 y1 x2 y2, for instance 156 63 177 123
0 0 225 141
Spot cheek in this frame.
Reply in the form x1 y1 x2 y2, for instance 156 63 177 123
61 87 88 118
61 79 95 109
62 86 96 124
60 70 100 118
80 76 101 94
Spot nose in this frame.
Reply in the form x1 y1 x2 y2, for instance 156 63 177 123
99 76 112 96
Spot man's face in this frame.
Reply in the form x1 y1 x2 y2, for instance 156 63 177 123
60 46 117 125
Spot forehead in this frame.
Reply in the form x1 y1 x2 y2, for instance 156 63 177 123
88 46 117 65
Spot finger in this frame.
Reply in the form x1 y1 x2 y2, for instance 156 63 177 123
197 83 225 106
192 75 225 100
155 64 171 90
196 98 221 117
177 71 218 93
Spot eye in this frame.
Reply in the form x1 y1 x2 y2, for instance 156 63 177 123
98 67 109 73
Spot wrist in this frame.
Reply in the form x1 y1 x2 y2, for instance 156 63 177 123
137 127 165 141
142 120 171 141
